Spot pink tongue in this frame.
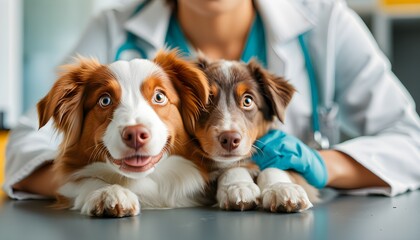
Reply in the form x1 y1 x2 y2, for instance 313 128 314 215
123 156 152 167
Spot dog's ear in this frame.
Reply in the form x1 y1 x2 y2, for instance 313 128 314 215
194 51 211 70
37 56 101 146
154 49 210 134
247 59 295 122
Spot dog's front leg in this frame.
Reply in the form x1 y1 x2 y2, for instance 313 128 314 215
59 178 140 217
216 167 260 211
257 168 312 213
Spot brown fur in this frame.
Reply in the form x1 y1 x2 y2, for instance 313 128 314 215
247 60 295 122
37 50 211 209
38 57 118 185
191 57 319 208
191 58 295 164
154 50 210 135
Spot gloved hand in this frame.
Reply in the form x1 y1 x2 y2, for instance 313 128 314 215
252 129 328 188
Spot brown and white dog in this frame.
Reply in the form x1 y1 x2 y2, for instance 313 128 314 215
37 50 211 217
191 58 319 212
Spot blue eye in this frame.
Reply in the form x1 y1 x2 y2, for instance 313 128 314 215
98 94 112 108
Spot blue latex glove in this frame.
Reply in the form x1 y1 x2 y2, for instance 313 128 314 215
252 129 328 188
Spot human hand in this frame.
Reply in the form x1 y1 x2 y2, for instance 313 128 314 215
252 130 328 188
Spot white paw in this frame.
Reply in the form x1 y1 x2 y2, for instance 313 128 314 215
217 182 261 211
261 182 313 213
81 185 140 217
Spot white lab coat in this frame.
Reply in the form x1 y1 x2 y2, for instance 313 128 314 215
5 0 420 199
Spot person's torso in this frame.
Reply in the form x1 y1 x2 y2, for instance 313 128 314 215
100 0 341 144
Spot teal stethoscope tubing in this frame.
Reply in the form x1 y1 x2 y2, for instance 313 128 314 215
298 35 319 133
114 2 328 149
298 34 329 149
114 0 150 61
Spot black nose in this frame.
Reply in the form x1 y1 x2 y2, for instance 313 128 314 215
219 131 242 152
121 125 150 150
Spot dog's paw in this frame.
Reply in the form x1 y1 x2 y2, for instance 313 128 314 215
261 182 313 213
81 185 140 217
217 182 261 211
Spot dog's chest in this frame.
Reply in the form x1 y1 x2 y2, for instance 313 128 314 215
205 159 260 183
71 157 207 209
129 156 207 208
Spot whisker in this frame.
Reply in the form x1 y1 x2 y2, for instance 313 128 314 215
88 142 109 164
251 144 265 158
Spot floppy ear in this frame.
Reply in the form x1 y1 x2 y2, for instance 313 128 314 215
247 59 295 122
154 50 210 134
37 56 101 146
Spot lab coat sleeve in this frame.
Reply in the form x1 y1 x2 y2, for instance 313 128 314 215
4 109 60 200
62 10 114 64
330 1 420 196
3 12 113 200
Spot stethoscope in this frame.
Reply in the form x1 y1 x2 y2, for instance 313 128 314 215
298 35 330 150
114 1 331 150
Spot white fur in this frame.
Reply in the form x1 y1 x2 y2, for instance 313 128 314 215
209 92 253 162
205 60 316 212
104 59 169 178
59 178 110 211
59 59 206 216
131 155 206 208
59 155 205 215
218 92 233 131
257 167 293 189
81 185 140 216
220 60 233 79
257 168 313 212
216 167 260 210
59 178 140 216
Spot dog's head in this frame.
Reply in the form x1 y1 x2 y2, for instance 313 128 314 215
192 58 295 163
37 50 209 179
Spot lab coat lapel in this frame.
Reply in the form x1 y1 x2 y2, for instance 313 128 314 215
122 0 317 72
256 0 316 43
255 0 318 138
256 0 316 77
124 0 171 51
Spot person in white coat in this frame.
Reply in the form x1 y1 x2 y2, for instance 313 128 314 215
4 0 420 199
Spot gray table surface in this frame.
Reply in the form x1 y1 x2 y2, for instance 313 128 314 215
0 189 419 240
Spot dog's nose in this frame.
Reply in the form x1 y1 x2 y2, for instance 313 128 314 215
121 125 150 150
219 131 242 152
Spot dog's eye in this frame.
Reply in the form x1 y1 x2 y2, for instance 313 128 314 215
152 91 168 105
98 94 112 108
241 95 254 109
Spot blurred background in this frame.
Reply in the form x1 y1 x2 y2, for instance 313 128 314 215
0 0 419 129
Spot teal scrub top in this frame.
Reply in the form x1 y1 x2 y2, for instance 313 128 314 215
164 12 267 67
